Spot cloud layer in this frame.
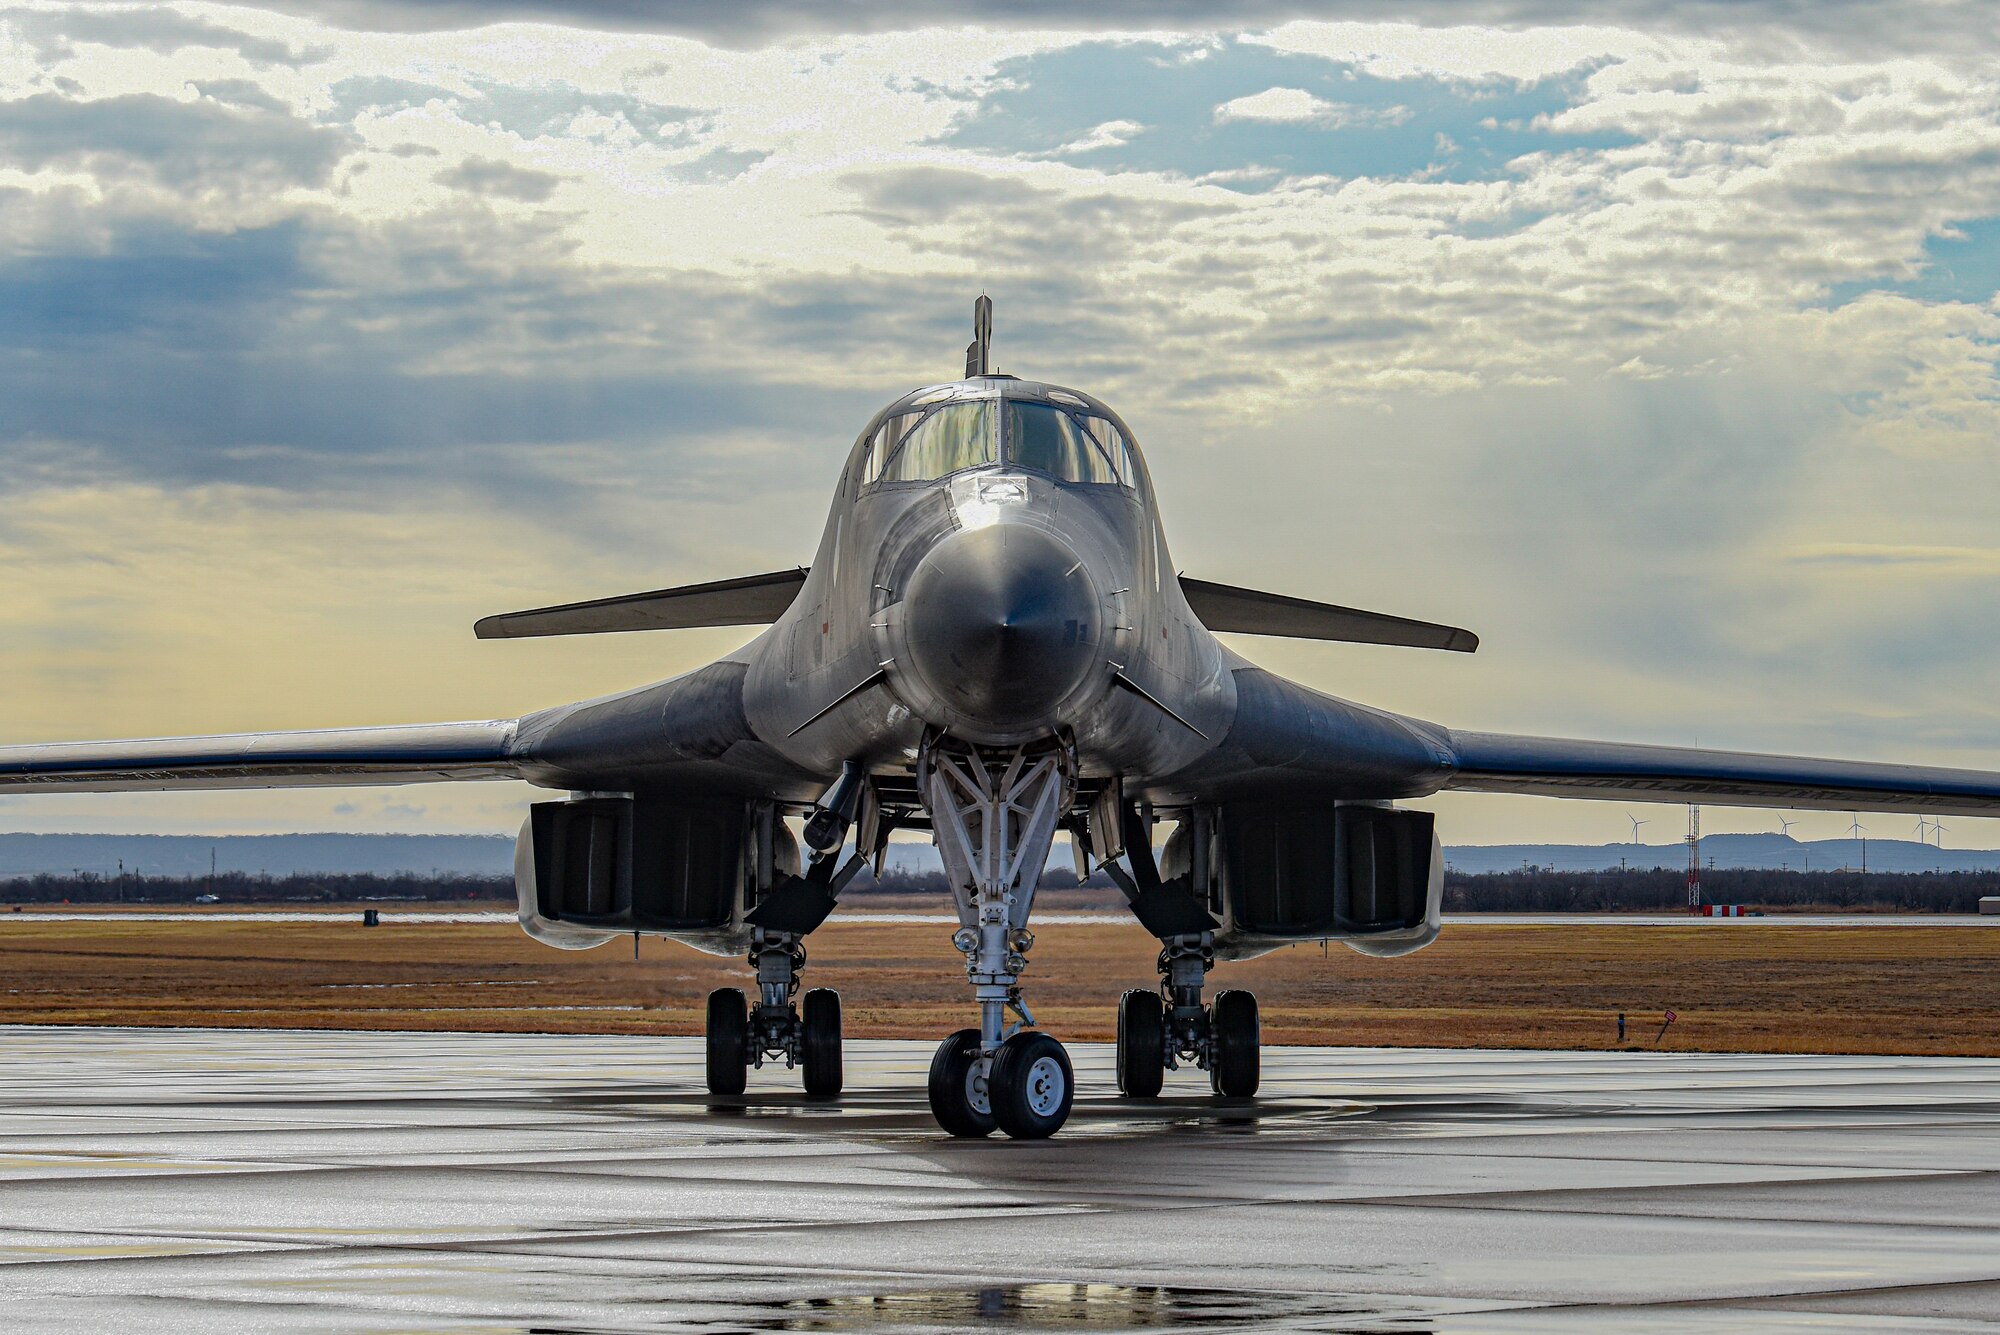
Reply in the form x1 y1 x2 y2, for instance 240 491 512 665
1 2 1998 844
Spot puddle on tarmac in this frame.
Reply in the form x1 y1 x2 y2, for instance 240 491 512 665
535 1282 1436 1331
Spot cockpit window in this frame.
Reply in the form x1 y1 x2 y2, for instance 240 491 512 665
858 394 1142 490
1081 415 1140 486
876 402 996 483
1005 402 1136 486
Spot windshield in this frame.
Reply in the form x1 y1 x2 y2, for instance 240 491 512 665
871 402 996 483
1006 402 1136 486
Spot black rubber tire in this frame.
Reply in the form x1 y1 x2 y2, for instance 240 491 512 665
1209 989 1260 1098
989 1031 1076 1140
704 987 749 1096
927 1028 996 1138
800 988 843 1098
1116 990 1165 1098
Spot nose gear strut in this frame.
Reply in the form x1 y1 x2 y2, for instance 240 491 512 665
918 732 1077 1138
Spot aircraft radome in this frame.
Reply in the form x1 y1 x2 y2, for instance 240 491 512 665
8 298 2000 1139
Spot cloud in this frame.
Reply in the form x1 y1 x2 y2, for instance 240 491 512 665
3 5 319 67
189 78 295 115
1785 544 2000 573
3 4 2000 846
230 2 2000 59
435 155 560 201
1044 118 1147 156
1213 86 1410 128
0 93 350 192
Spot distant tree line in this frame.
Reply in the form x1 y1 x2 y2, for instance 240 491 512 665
0 870 511 905
6 865 1995 913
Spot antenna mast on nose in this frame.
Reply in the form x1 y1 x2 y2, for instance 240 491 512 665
965 295 992 378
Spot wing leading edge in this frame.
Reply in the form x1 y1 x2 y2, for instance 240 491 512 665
1447 730 2000 817
475 569 808 640
1181 577 1477 652
0 720 520 792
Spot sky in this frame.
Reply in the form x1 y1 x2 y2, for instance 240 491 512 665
2 0 1999 847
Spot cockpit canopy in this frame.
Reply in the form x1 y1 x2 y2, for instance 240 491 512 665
855 380 1143 489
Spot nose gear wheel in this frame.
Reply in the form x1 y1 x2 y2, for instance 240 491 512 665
990 1031 1074 1139
928 1028 997 1138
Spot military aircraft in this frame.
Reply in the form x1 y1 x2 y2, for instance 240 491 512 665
7 298 2000 1138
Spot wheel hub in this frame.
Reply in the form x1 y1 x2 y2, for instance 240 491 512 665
1024 1055 1066 1116
965 1061 992 1116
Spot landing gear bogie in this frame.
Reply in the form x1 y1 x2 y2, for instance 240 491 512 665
1117 932 1262 1100
703 930 845 1097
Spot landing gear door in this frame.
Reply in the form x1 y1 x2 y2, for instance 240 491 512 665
1088 777 1126 864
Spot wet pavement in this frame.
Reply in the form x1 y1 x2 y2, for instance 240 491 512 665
12 910 1999 925
0 1028 1996 1331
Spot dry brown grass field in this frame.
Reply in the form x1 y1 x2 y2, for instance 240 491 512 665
4 913 1998 1056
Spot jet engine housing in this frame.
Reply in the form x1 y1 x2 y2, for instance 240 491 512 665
514 791 796 955
1173 802 1442 960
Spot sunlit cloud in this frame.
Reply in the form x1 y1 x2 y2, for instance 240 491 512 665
1212 85 1410 128
0 1 1997 846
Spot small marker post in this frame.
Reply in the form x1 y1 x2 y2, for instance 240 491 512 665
1654 1009 1677 1044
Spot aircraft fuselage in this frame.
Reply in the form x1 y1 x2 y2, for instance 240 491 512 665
514 375 1452 810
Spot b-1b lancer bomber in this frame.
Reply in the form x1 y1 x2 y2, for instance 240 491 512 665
8 299 2000 1138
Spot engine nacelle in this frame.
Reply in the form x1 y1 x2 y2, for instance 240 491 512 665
1185 801 1442 959
515 791 796 955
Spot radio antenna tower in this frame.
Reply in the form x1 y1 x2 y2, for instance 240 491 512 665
1685 804 1702 911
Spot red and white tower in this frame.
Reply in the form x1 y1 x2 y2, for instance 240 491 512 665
1685 805 1702 911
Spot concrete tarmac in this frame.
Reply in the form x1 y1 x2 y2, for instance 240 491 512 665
12 910 2000 925
2 1028 1998 1331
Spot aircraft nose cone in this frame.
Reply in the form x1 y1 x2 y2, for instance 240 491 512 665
903 524 1100 729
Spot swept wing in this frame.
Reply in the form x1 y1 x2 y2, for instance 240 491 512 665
1181 577 1476 652
0 721 519 792
1447 730 2000 817
475 569 807 639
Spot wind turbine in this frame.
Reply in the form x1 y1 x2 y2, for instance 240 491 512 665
1848 814 1868 873
1626 812 1648 845
1775 814 1800 870
1914 815 1932 842
1932 819 1948 849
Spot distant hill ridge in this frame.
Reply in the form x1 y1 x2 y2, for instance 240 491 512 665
1443 832 2000 874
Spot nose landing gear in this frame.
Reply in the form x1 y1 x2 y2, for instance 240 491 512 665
919 734 1078 1139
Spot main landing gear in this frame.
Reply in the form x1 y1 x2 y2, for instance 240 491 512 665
1116 932 1260 1099
920 735 1078 1140
705 927 844 1098
706 784 875 1099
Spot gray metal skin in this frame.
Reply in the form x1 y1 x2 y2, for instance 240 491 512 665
517 378 1446 805
503 376 1452 954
